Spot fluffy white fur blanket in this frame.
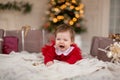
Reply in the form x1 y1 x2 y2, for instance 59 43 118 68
0 51 120 80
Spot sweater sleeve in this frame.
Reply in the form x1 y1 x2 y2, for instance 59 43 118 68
41 44 55 64
66 44 82 64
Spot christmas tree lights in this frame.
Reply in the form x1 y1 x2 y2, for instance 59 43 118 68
42 0 86 34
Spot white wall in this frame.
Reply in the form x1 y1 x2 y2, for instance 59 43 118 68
0 0 47 30
81 0 110 53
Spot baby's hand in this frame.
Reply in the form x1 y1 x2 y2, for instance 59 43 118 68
46 61 54 66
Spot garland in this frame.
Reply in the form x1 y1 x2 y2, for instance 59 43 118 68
0 1 32 14
109 33 120 42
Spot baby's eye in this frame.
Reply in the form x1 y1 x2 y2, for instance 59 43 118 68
64 39 68 41
56 38 60 40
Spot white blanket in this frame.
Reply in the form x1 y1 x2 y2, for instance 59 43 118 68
0 51 120 80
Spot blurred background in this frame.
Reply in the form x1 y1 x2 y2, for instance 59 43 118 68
0 0 120 53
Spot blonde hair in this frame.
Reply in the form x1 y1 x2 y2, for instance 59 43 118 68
55 24 75 42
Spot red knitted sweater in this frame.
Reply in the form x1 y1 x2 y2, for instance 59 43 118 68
42 42 82 64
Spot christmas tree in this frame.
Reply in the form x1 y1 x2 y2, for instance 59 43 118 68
42 0 86 34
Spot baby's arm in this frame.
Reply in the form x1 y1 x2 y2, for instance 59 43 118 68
42 43 55 66
66 47 82 64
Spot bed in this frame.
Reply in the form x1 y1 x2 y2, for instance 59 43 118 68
0 29 120 80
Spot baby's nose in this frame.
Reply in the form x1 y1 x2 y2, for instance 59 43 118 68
59 40 64 43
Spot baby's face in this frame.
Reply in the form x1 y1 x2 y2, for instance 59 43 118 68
55 31 73 51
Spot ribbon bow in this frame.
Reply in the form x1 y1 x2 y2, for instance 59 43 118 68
98 42 120 64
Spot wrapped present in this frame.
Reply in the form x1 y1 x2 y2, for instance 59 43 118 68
5 27 44 53
90 36 113 62
2 36 19 54
5 30 22 52
0 29 4 53
22 28 44 52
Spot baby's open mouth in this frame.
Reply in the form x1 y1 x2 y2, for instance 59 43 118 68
59 45 65 48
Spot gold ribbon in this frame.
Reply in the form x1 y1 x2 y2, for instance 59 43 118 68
21 25 31 51
21 25 31 37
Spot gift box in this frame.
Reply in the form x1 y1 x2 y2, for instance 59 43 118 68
0 29 4 53
90 36 114 62
2 36 19 54
5 29 44 53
